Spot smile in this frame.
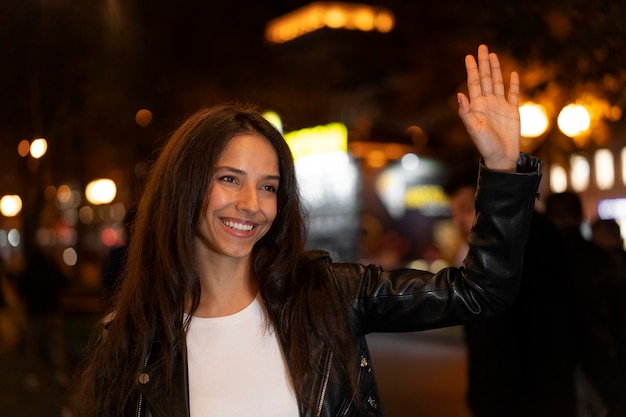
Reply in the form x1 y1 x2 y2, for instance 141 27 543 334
221 219 254 232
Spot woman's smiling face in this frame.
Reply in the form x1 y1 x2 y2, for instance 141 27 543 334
195 133 280 263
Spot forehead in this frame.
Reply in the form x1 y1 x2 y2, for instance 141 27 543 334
218 134 279 167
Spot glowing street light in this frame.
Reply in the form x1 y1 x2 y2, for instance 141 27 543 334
265 2 395 44
557 104 591 138
520 102 549 138
85 179 117 205
30 138 48 159
0 195 23 217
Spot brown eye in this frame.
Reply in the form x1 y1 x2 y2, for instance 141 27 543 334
262 184 277 193
219 176 236 184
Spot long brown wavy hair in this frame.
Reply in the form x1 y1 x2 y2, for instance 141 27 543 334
72 104 359 416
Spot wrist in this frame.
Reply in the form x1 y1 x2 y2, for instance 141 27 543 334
483 159 517 172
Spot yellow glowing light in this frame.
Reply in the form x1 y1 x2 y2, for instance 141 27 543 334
284 123 347 161
570 154 590 192
595 149 614 190
519 102 549 138
30 138 48 159
262 110 283 133
374 11 394 32
404 185 448 210
85 179 117 205
365 150 387 168
325 7 346 28
550 164 568 193
0 195 22 217
558 104 591 137
353 7 375 31
265 2 394 43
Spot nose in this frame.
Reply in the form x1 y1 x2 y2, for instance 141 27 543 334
236 183 259 213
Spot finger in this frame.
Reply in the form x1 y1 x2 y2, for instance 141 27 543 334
507 71 520 107
489 52 505 97
477 44 492 95
457 93 477 134
465 54 482 101
457 92 470 114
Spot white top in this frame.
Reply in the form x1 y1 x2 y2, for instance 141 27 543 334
186 297 299 417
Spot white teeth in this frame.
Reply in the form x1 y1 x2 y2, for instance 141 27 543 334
223 220 254 231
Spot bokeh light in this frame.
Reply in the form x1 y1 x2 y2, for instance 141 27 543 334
558 104 591 137
0 195 22 217
520 102 549 138
85 179 117 205
135 108 153 127
30 138 48 159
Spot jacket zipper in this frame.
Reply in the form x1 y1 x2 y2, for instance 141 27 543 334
136 354 150 417
136 392 144 417
315 351 333 417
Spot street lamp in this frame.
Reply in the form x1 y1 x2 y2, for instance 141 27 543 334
519 100 604 194
519 102 550 139
29 138 48 159
85 179 117 205
520 101 592 142
557 104 591 138
0 195 22 217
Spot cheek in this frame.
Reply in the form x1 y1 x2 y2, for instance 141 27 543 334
206 187 227 211
264 199 278 223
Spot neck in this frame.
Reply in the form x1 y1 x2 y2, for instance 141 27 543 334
192 255 259 318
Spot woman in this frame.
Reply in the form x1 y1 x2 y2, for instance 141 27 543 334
73 44 542 417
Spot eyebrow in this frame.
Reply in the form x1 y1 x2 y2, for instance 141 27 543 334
216 166 280 181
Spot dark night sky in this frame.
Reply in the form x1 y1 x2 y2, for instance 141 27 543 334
2 0 626 194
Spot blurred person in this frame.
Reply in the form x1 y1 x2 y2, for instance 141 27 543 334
591 218 626 265
444 164 577 417
16 244 69 390
71 45 543 417
590 218 626 412
545 192 626 417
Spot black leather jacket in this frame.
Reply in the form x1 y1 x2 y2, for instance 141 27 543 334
135 155 542 417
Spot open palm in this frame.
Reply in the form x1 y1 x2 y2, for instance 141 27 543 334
457 45 520 172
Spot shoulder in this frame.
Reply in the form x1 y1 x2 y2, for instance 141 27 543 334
301 250 368 277
300 250 373 299
298 250 334 281
302 249 332 262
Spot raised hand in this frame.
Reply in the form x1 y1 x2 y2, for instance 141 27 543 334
457 44 520 172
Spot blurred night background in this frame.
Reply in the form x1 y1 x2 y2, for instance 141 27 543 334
1 0 626 416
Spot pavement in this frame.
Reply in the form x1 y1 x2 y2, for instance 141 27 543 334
0 349 71 417
367 328 472 417
0 315 471 417
0 312 96 417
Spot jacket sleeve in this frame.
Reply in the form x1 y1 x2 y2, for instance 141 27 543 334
331 153 542 334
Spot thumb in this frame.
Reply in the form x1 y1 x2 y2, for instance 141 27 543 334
457 92 475 133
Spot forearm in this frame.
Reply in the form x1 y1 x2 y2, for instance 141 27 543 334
462 153 542 310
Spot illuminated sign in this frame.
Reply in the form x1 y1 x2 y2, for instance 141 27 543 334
284 122 348 160
404 185 448 216
598 198 626 219
375 157 448 218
